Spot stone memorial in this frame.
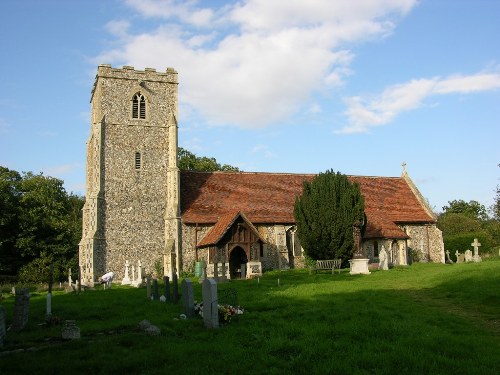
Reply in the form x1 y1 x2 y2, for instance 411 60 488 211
464 249 473 262
121 260 131 285
146 276 152 299
455 251 465 263
471 238 482 262
181 279 195 318
445 250 453 264
61 320 80 340
172 272 179 304
11 288 30 332
163 276 171 302
378 245 389 270
153 278 159 300
349 220 371 275
132 260 143 287
202 278 219 329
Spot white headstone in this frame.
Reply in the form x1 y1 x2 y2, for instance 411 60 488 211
471 238 482 262
121 260 131 285
464 249 473 262
378 245 389 270
202 278 219 329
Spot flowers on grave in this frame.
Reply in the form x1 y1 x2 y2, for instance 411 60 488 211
193 302 244 324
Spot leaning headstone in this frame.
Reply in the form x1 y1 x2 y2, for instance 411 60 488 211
121 260 131 285
455 251 464 264
0 306 6 348
11 288 30 332
464 249 473 262
181 279 195 318
61 320 80 340
471 238 482 262
202 278 219 329
445 250 454 264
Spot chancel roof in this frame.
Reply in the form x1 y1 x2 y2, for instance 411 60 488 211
180 171 435 239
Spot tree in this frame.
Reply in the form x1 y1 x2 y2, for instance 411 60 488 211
0 167 22 275
178 147 239 172
294 170 365 261
441 199 488 221
0 167 84 282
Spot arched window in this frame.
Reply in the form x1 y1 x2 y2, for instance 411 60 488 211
132 93 146 119
373 240 379 257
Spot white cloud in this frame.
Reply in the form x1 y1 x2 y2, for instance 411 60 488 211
94 0 418 129
251 144 276 158
337 70 500 134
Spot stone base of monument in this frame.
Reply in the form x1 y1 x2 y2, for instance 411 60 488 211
349 259 371 275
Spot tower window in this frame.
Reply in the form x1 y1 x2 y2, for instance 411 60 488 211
132 93 146 119
135 152 141 170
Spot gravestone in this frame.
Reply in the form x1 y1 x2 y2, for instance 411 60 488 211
445 250 454 264
61 320 80 340
163 276 171 302
464 249 473 262
153 278 159 301
0 306 6 348
172 272 179 304
202 278 219 329
132 260 143 287
471 238 482 262
181 279 195 318
11 288 30 332
146 276 151 299
455 251 464 263
199 260 207 284
378 245 389 270
47 263 54 316
121 260 131 285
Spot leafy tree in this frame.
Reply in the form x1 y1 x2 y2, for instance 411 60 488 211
437 212 481 236
0 167 22 275
178 147 239 172
442 199 488 221
0 167 84 282
294 170 365 261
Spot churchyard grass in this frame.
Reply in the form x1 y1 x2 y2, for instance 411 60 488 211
1 259 499 375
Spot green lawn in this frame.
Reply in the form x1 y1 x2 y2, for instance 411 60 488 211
1 259 499 375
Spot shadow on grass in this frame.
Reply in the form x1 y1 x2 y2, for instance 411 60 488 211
1 262 499 375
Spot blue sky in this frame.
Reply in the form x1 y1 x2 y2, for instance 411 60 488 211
1 0 499 214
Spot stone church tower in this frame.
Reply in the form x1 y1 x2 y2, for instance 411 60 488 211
79 65 181 286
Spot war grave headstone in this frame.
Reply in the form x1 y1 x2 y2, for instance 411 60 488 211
202 278 218 329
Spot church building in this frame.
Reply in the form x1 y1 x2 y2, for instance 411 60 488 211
79 65 444 286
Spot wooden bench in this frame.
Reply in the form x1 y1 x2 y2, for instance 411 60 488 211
314 259 341 274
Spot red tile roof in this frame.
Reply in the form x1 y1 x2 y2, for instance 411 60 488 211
197 210 266 248
180 171 435 239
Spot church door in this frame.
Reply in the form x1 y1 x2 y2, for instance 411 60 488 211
229 246 248 279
